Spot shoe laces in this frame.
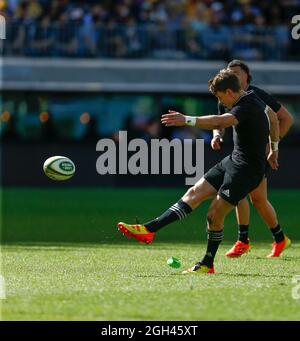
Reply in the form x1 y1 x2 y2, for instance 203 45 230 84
134 225 141 232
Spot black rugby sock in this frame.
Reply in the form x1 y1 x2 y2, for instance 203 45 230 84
270 224 285 243
145 199 192 232
238 224 249 244
200 230 224 268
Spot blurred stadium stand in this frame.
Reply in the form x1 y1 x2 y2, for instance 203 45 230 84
1 0 300 60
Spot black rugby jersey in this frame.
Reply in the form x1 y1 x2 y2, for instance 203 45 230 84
229 91 270 172
218 84 281 115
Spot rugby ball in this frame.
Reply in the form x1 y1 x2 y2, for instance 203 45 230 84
43 156 75 181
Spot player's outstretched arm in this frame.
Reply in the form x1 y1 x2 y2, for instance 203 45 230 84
161 110 238 130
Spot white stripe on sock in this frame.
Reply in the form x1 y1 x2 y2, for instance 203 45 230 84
170 207 183 219
171 205 185 219
172 204 186 218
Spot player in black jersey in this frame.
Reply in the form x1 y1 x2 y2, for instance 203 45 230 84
212 60 293 258
118 70 277 274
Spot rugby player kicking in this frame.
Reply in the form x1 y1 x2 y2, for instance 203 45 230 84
118 70 279 274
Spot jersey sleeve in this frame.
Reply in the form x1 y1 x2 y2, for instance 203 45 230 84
218 101 226 115
252 86 281 113
229 104 245 123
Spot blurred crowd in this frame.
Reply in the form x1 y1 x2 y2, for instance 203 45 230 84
0 92 215 143
1 0 300 60
2 90 299 144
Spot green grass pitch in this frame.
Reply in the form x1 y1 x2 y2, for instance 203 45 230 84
1 188 300 320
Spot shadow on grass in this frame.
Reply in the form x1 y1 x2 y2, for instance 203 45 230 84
219 272 292 278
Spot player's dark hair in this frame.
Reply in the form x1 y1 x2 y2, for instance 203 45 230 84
227 59 252 83
208 69 241 95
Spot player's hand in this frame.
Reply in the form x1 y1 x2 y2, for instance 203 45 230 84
267 150 279 170
211 136 223 150
161 110 185 127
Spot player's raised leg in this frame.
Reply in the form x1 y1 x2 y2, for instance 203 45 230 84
117 178 217 244
225 197 251 257
183 195 234 274
249 179 291 257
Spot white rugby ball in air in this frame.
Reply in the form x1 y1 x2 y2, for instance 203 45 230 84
43 156 75 181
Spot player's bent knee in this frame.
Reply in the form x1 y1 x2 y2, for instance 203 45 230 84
183 186 196 201
250 195 267 208
184 185 205 204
